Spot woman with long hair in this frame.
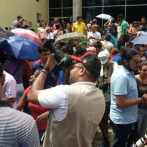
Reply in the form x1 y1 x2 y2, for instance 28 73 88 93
136 61 147 138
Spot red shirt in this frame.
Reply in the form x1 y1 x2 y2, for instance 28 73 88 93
25 87 49 130
52 24 62 31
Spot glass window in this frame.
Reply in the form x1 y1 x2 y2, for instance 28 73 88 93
104 0 125 5
126 6 147 23
127 0 147 5
82 0 102 7
63 0 73 7
49 0 61 8
63 9 72 17
82 7 102 23
49 9 62 17
103 6 125 21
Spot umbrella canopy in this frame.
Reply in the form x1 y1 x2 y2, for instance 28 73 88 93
0 27 8 40
55 32 87 45
11 28 43 45
131 35 147 45
96 14 113 20
5 30 15 37
0 35 40 60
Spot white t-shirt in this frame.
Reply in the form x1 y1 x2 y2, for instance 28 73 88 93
38 85 67 120
12 20 17 29
38 82 96 120
88 31 101 45
47 32 54 40
3 71 17 107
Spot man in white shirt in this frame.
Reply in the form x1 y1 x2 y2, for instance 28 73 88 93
87 25 101 46
28 50 105 147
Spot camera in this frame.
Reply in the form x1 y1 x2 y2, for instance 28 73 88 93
43 40 72 70
99 75 109 93
132 134 147 147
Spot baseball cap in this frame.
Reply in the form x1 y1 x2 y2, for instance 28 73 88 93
98 50 110 65
70 52 101 79
79 40 87 45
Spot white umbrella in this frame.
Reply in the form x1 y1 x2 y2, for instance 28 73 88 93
96 14 113 20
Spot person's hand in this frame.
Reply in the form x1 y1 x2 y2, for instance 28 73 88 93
45 54 56 71
36 111 49 126
142 94 147 103
144 139 147 145
106 77 111 83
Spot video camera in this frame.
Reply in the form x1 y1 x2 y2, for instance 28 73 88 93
43 40 72 70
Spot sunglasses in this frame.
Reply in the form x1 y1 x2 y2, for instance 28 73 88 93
142 69 147 72
130 59 142 64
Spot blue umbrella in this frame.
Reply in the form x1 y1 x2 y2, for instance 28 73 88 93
0 35 40 60
131 35 147 45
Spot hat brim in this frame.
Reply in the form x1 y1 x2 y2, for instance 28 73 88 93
100 59 108 65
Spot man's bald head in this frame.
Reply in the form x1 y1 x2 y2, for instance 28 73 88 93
88 47 96 53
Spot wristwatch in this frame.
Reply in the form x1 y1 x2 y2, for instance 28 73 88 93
141 96 146 103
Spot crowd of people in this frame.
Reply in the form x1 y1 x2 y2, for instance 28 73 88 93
0 13 147 147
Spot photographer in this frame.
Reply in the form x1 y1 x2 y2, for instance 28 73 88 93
98 50 117 147
28 51 105 147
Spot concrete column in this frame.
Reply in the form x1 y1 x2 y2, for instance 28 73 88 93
73 0 82 21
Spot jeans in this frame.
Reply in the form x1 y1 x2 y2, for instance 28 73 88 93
137 108 147 138
39 129 46 145
112 122 139 147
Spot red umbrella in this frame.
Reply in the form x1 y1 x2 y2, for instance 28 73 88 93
11 28 43 44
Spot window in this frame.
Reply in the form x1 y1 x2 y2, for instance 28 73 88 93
127 0 147 5
63 9 72 17
104 6 125 20
49 9 62 17
82 7 102 23
49 0 61 8
104 0 125 6
63 0 73 7
82 0 102 7
126 6 147 23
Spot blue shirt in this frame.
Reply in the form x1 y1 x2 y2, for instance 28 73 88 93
31 61 60 89
109 33 117 48
112 54 121 62
110 65 138 124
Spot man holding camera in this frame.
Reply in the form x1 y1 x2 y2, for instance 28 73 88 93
28 51 105 147
98 50 117 147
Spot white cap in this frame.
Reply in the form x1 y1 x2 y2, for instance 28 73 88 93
98 50 110 65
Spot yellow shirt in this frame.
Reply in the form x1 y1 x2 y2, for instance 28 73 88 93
72 22 87 33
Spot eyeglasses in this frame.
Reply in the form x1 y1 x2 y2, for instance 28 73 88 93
130 59 142 64
41 53 50 56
